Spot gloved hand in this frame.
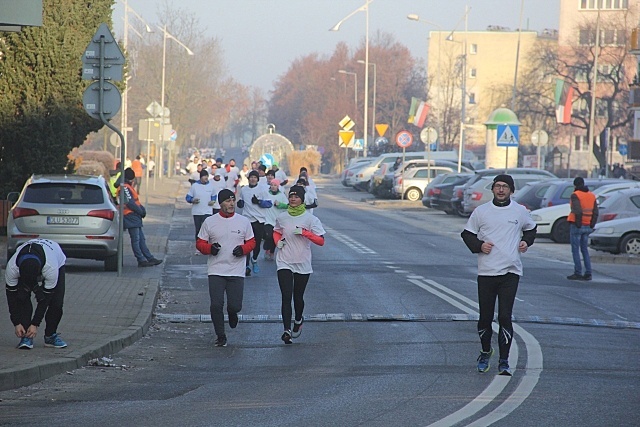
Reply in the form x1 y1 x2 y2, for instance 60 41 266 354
276 239 286 249
193 198 200 204
210 243 221 256
207 200 215 206
251 195 260 204
293 227 304 235
232 245 244 257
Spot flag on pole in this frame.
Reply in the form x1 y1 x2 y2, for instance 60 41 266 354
554 79 574 124
414 102 430 128
407 97 420 124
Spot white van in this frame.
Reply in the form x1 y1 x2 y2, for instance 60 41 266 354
352 150 471 190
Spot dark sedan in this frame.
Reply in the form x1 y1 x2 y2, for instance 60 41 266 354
429 173 473 214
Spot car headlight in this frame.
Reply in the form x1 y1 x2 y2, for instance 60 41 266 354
531 214 542 221
594 227 615 234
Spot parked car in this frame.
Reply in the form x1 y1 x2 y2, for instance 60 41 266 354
462 172 557 214
369 163 392 196
590 216 640 255
596 188 640 223
6 174 120 271
512 180 561 211
421 173 458 207
429 173 474 214
538 178 622 208
342 159 372 187
393 164 471 201
531 182 640 243
344 161 372 188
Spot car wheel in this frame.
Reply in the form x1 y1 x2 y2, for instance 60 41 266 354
405 187 422 202
455 204 470 218
104 254 118 272
551 217 570 243
620 233 640 255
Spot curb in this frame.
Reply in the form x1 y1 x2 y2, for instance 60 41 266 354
591 255 640 265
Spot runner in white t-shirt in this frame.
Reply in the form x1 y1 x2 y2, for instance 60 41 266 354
461 174 536 376
196 189 256 347
273 184 325 344
262 179 289 261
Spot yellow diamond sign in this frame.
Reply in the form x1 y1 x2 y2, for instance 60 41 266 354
339 115 355 131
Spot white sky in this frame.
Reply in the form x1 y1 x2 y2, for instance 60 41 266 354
113 0 560 93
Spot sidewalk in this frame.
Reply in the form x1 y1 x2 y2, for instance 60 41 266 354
0 176 183 391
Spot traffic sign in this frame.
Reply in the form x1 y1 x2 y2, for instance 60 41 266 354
146 101 163 118
82 23 125 81
339 115 355 131
170 129 177 141
109 133 120 147
531 130 548 147
395 130 413 149
339 130 355 147
420 127 438 144
619 144 628 156
82 81 121 120
496 124 519 147
375 124 389 136
353 139 364 151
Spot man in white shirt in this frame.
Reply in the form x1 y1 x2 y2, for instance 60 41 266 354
461 174 537 376
196 189 256 347
186 170 216 241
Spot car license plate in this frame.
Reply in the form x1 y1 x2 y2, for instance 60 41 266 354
47 216 79 225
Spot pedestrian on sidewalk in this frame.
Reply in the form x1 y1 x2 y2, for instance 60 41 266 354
461 174 537 376
567 176 598 281
5 239 68 349
186 169 216 242
196 189 256 347
273 184 326 344
118 168 163 268
263 179 289 260
237 170 272 276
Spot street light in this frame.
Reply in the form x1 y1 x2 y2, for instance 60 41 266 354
445 5 470 173
157 24 194 180
357 60 376 144
338 69 358 114
331 0 371 156
120 0 153 161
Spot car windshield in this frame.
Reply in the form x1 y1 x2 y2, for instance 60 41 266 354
23 183 105 205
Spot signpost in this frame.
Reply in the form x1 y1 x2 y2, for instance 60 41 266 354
497 124 520 169
395 131 414 200
531 129 549 170
420 127 438 191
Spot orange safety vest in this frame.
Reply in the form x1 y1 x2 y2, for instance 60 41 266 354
131 160 143 178
117 183 142 216
567 191 596 226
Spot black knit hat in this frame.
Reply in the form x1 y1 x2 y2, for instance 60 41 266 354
218 189 235 204
124 167 135 181
200 169 209 177
573 176 585 187
18 255 41 286
248 170 259 180
288 185 306 200
492 174 515 192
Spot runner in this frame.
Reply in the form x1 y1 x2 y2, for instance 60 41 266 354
237 170 272 276
263 179 289 261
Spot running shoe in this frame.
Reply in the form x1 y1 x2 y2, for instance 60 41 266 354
215 335 227 347
228 312 239 329
281 329 292 345
251 258 260 273
498 359 512 376
18 337 33 349
44 333 68 348
476 347 494 373
583 274 592 281
245 267 251 277
566 273 585 280
291 318 304 338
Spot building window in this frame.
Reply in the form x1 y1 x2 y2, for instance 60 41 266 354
469 68 477 78
580 0 628 9
469 44 478 55
574 135 589 152
468 93 476 104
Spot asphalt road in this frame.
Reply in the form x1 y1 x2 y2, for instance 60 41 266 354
0 178 638 427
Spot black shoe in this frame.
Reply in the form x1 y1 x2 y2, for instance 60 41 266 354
245 267 251 277
138 261 153 267
228 312 238 329
149 258 163 266
281 330 292 344
292 317 303 338
583 274 592 281
566 274 584 280
215 335 227 347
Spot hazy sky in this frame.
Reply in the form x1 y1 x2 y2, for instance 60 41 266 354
113 0 560 93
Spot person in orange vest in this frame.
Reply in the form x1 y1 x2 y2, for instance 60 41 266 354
130 156 144 193
117 168 162 268
567 176 598 281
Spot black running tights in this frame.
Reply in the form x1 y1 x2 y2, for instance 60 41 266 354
277 269 310 331
477 272 519 360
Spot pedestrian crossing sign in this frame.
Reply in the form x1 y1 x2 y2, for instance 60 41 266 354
496 124 519 147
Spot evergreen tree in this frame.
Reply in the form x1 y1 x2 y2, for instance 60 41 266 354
0 0 115 197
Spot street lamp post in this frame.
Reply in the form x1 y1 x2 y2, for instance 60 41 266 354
157 24 194 180
446 5 470 173
338 70 358 114
357 59 376 144
330 0 371 156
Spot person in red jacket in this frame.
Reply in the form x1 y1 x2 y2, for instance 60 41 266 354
567 176 598 281
196 189 256 347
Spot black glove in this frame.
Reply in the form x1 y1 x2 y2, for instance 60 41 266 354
237 199 245 209
232 245 244 257
210 243 221 256
251 194 260 204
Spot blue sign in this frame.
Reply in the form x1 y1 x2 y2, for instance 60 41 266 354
259 153 275 167
429 142 437 151
619 144 628 156
496 124 519 147
353 138 364 151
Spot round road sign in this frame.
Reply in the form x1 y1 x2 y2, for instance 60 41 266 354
395 130 413 149
531 130 549 147
420 127 438 144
